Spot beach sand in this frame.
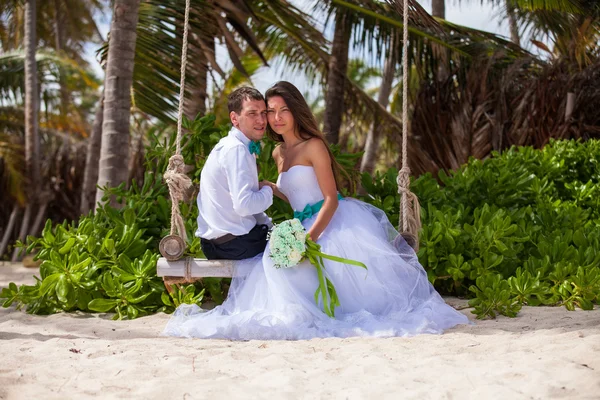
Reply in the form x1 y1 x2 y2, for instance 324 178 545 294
1 263 599 400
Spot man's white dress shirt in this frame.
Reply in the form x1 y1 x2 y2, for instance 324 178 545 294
195 127 273 240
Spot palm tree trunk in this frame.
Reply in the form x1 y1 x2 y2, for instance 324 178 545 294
13 0 40 262
184 34 208 120
126 126 145 185
12 205 32 261
184 64 208 120
95 0 140 208
54 0 69 115
323 10 351 145
431 0 448 79
361 39 397 174
24 0 40 191
0 206 19 259
81 93 104 215
30 200 49 237
506 0 521 46
431 0 445 18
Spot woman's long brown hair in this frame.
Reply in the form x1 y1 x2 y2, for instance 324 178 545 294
265 81 349 191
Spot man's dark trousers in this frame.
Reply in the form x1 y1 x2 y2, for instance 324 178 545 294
200 224 269 260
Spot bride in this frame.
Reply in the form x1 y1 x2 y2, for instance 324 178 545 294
163 81 469 340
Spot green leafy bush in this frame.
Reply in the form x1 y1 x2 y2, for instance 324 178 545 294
359 139 600 319
1 115 226 319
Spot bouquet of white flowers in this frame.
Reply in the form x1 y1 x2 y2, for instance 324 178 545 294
269 219 367 317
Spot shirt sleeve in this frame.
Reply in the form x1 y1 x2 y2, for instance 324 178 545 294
222 144 273 217
254 212 273 228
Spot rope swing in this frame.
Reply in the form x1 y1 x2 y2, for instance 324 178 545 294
159 0 193 261
158 0 422 262
396 0 422 250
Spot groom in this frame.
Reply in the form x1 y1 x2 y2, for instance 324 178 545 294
195 87 273 260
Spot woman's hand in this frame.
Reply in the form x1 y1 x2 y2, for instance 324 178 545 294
260 180 288 202
259 180 273 189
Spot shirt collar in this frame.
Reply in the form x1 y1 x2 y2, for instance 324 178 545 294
229 126 251 146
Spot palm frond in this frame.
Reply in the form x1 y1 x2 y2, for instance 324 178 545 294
100 0 273 123
252 0 329 81
514 0 583 12
511 0 600 67
330 0 451 62
0 0 105 65
211 52 266 123
0 49 100 106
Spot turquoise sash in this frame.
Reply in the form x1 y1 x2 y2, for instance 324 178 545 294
294 194 344 222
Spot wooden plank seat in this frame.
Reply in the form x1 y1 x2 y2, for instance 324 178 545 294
157 257 235 292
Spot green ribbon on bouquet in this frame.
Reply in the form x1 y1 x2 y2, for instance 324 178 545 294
305 237 368 318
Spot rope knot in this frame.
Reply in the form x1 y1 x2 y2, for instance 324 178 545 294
396 165 421 250
396 166 411 191
164 155 192 201
164 154 193 242
167 154 186 173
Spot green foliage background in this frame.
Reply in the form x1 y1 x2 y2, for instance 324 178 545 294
2 115 599 319
362 140 600 317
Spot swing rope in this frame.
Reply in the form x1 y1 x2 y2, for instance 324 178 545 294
397 0 422 249
162 0 421 258
164 0 193 245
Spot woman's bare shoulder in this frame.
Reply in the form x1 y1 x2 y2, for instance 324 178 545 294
304 137 328 154
301 138 330 167
272 143 282 159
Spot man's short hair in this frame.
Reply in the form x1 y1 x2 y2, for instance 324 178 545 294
228 87 265 114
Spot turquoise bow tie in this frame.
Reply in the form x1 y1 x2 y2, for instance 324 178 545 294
294 194 344 222
249 140 261 156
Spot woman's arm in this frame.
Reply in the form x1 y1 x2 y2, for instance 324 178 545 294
261 181 288 202
305 139 339 241
268 145 289 203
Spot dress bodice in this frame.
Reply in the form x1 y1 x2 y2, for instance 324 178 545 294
277 165 324 211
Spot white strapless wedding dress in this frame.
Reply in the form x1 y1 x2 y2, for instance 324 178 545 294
163 165 469 340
